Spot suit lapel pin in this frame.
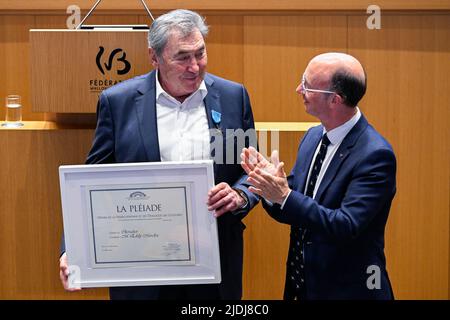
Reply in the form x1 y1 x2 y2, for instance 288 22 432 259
212 110 221 129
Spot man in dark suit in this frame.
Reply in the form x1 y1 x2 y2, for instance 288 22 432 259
59 9 258 300
241 52 396 299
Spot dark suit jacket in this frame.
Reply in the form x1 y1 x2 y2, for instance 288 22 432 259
264 114 396 300
62 70 258 299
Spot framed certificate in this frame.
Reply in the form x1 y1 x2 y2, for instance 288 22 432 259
59 160 221 288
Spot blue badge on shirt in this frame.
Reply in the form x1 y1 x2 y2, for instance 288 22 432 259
211 110 221 125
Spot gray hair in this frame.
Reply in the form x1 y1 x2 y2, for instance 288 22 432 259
148 9 209 56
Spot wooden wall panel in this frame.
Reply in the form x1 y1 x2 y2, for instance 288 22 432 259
0 127 108 299
243 131 304 299
35 15 67 29
1 0 449 11
81 13 141 26
243 16 347 122
35 14 145 28
204 15 244 84
348 14 450 300
0 15 45 121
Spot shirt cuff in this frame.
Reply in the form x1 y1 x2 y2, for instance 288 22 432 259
280 189 292 210
262 189 291 209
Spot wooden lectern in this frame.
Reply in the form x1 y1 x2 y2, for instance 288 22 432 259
29 29 150 113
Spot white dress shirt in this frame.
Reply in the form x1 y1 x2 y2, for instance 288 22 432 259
280 107 361 208
155 71 211 162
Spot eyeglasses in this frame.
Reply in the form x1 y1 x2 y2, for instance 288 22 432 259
300 75 336 95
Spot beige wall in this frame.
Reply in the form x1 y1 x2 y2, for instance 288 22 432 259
0 3 449 299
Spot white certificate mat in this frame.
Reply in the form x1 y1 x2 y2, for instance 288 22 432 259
59 160 220 288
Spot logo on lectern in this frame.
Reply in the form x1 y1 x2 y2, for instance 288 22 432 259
89 46 132 93
96 46 131 75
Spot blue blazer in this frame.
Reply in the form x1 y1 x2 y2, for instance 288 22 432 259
63 71 258 299
264 115 396 300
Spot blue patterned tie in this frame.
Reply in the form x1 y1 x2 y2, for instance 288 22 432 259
288 133 330 299
305 133 331 198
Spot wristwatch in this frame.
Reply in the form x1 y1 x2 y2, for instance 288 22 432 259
233 188 249 209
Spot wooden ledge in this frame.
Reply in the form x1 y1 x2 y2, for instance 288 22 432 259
0 121 319 132
255 122 320 131
0 121 93 130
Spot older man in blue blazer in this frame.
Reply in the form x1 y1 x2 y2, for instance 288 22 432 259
59 9 258 300
241 52 396 300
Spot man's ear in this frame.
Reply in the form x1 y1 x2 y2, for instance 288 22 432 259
331 93 344 105
149 48 158 69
